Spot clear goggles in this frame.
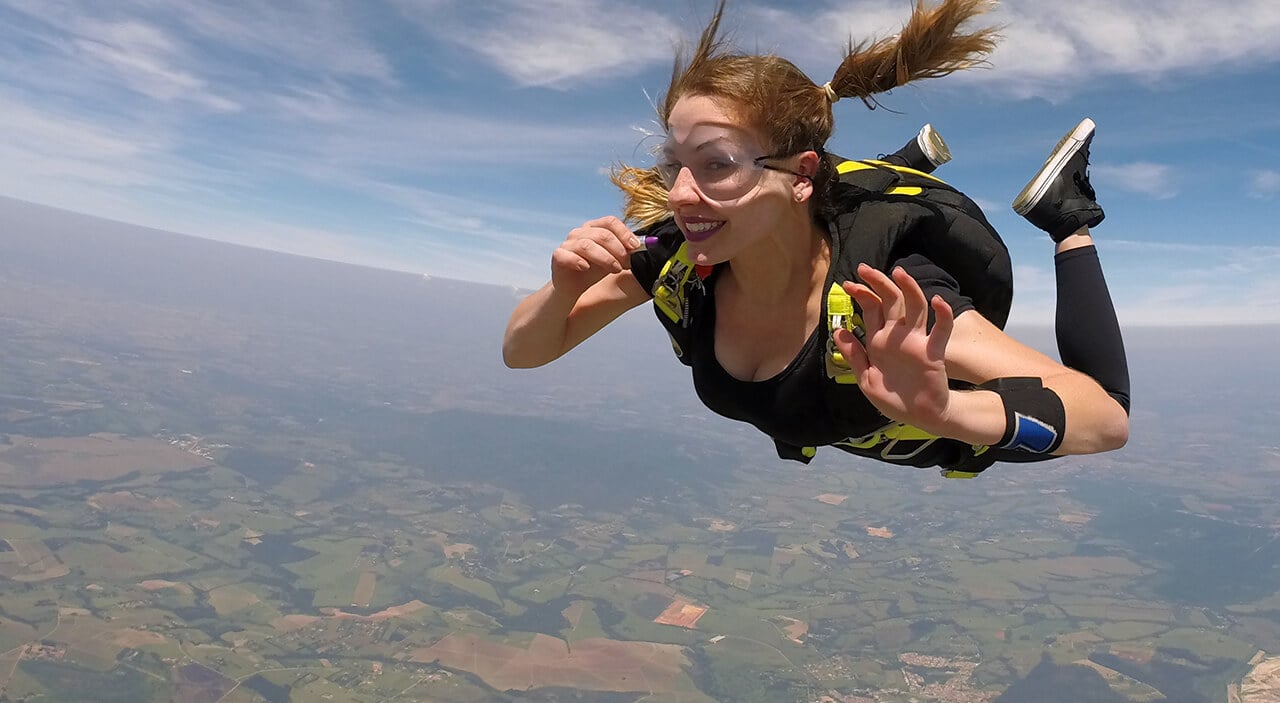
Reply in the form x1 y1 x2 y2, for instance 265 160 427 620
656 137 807 201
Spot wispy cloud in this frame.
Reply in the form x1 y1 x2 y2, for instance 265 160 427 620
394 0 682 88
71 18 241 111
1092 162 1178 200
1008 240 1280 327
739 0 1280 101
1251 169 1280 199
0 0 396 130
388 0 1280 102
167 0 396 85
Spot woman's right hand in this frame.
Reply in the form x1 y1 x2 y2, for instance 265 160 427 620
551 216 641 298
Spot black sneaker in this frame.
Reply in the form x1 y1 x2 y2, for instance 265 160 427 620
881 124 951 174
1012 118 1105 242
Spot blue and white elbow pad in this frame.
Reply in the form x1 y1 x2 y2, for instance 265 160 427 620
978 377 1066 455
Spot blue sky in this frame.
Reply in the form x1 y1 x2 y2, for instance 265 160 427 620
2 0 1278 326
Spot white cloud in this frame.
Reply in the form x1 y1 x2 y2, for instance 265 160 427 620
167 0 396 84
70 19 241 111
1091 162 1178 200
1 0 394 83
395 0 682 88
1102 240 1280 325
1003 239 1280 327
0 94 179 196
399 0 1273 99
735 0 1280 100
989 1 1280 98
1251 169 1280 199
0 0 395 124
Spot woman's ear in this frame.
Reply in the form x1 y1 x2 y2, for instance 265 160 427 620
794 150 821 202
797 150 821 179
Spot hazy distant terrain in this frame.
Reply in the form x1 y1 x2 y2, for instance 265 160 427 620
1 195 1279 703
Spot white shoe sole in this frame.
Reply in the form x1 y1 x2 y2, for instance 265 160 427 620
1012 118 1096 216
918 123 952 167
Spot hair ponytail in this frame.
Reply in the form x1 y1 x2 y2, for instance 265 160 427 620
825 0 1000 108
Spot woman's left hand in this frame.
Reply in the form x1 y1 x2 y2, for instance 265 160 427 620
832 263 956 433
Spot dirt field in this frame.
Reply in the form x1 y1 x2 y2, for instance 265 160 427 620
562 601 586 629
706 519 736 533
270 599 431 633
0 538 69 581
140 579 194 595
653 599 708 629
48 611 134 666
322 600 428 621
0 434 209 487
1241 654 1280 702
269 614 322 633
773 616 808 643
206 585 260 615
113 628 168 648
411 632 691 695
88 491 182 512
352 571 376 607
815 494 848 506
443 542 475 559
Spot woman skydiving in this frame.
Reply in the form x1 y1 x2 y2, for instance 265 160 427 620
503 0 1129 477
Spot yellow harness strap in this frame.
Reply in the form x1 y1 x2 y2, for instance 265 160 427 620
836 158 946 184
825 283 861 385
652 242 696 325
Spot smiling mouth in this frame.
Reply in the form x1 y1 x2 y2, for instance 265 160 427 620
683 220 724 243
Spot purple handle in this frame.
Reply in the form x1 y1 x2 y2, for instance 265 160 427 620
632 235 661 252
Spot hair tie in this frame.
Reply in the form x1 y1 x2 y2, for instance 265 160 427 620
821 82 839 104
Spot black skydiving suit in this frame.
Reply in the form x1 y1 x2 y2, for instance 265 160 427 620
627 161 1130 476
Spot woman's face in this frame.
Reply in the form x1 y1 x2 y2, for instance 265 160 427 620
661 95 812 266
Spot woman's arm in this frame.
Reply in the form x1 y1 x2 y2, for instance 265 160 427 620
833 263 1128 455
942 308 1129 454
503 217 651 368
503 272 649 368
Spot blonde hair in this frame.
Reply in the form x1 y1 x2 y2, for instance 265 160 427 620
613 0 1000 228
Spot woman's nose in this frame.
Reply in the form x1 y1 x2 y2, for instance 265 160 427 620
666 167 701 206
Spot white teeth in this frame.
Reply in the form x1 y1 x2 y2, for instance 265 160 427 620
686 221 720 232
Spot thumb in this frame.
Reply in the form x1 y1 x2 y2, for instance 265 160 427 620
833 327 870 379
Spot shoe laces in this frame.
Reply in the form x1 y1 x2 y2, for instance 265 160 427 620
1072 170 1096 201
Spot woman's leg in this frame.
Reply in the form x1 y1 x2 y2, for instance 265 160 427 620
1013 119 1131 413
1054 236 1130 413
880 124 951 174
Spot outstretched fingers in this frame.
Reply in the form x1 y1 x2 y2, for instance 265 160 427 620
840 263 956 365
926 294 955 361
856 264 905 320
842 279 882 334
844 264 929 335
891 266 931 330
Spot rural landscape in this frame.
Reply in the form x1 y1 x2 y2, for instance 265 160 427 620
2 199 1280 702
